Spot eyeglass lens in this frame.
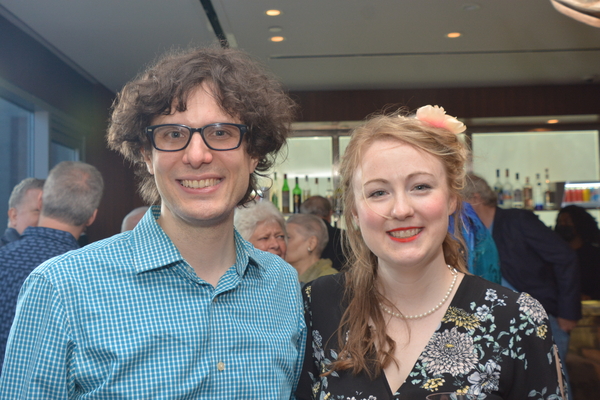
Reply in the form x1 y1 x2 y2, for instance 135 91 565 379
151 124 242 151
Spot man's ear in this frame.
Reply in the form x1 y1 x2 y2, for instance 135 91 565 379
7 208 17 228
37 190 43 211
141 147 154 175
86 209 98 227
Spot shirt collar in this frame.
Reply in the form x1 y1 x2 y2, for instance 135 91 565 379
131 206 261 276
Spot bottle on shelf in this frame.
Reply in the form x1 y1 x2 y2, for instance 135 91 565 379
544 168 555 210
326 177 334 208
533 173 544 210
513 173 523 209
313 177 320 198
502 169 513 209
493 169 504 207
303 175 311 201
271 172 279 209
523 176 533 210
281 174 290 214
293 177 302 213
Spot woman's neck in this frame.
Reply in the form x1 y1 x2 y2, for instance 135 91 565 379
292 254 320 276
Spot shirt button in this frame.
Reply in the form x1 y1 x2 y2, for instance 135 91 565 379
217 361 225 371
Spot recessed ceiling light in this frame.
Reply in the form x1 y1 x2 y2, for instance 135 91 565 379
447 32 461 38
266 9 281 16
462 3 481 11
547 119 559 124
268 26 282 33
270 36 285 42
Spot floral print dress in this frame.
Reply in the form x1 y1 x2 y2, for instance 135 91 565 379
296 274 567 400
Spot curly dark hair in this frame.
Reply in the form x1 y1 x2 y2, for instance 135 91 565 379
558 205 600 245
107 46 296 205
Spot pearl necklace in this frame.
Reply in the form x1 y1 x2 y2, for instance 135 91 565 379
379 265 458 320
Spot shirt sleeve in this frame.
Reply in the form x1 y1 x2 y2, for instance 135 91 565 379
520 211 581 321
0 273 73 399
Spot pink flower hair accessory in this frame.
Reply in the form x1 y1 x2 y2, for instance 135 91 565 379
415 105 466 134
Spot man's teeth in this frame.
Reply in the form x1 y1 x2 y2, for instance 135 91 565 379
389 228 421 238
181 179 219 189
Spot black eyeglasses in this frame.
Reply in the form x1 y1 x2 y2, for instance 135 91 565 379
145 123 248 152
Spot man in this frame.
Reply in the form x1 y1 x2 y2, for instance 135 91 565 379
1 178 44 247
0 47 305 399
463 173 580 385
120 206 149 232
300 195 347 270
0 161 103 368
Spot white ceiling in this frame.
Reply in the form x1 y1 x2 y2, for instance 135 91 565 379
1 0 600 93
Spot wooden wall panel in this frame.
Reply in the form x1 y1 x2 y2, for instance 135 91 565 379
290 85 600 122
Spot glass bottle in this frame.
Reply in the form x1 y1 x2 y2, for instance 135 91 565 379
502 169 513 208
271 172 279 209
313 177 320 197
281 174 290 214
293 177 302 213
303 175 311 201
533 173 544 210
493 169 504 207
544 168 555 210
513 173 523 209
523 176 533 210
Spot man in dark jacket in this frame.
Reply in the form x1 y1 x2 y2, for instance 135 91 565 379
464 173 581 387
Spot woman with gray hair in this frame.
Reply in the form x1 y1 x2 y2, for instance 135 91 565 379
234 200 287 258
285 214 337 283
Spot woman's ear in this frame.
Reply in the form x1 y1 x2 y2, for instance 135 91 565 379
308 235 318 253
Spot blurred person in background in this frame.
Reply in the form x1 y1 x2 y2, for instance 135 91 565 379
556 204 600 300
0 161 103 369
285 213 336 283
234 200 287 258
121 206 149 232
1 178 45 247
301 195 347 271
464 172 580 392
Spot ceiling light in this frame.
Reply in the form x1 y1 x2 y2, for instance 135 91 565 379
266 9 281 16
270 36 285 42
547 119 560 124
462 3 481 11
447 32 461 38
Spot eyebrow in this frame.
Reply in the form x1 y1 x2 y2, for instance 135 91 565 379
362 171 435 186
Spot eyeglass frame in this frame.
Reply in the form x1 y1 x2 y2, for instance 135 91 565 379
145 123 248 152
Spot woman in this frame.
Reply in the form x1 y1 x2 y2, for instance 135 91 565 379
234 200 287 258
296 106 566 399
556 205 600 300
285 214 337 283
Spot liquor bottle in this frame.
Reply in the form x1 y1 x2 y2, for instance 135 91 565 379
303 175 311 200
271 172 279 209
513 173 523 209
281 174 290 214
544 168 555 210
293 177 302 213
493 169 504 207
326 177 334 208
533 173 544 210
523 176 533 210
502 169 513 208
313 177 320 197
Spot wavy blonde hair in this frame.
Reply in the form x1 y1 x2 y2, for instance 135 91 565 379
331 109 469 377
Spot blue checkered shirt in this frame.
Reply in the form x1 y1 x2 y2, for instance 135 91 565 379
0 227 79 369
0 207 306 399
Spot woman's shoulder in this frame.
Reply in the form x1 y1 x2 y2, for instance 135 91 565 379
302 273 346 320
457 274 549 324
